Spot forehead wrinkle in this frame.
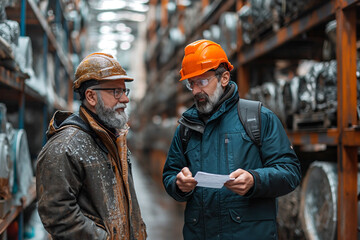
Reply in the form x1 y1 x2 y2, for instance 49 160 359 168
188 72 215 82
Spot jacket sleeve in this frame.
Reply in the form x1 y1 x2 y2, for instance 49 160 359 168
247 109 301 198
162 126 194 202
36 139 108 240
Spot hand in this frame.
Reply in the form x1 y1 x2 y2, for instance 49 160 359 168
176 167 197 193
224 169 254 196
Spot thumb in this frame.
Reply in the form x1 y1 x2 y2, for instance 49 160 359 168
182 167 192 177
229 168 245 179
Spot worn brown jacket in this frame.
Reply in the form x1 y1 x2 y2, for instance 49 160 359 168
36 106 146 240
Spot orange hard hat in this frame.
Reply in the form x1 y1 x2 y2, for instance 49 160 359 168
179 39 233 81
73 52 133 90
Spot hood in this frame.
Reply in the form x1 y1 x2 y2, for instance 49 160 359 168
47 110 90 139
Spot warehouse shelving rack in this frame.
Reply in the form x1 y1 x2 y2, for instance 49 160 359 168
236 1 359 238
143 0 360 239
0 0 83 238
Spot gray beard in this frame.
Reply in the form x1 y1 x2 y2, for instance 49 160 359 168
195 81 224 114
94 92 128 130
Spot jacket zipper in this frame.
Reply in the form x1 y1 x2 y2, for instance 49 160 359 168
225 134 229 173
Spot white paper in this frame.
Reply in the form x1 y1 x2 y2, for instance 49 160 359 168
194 171 235 189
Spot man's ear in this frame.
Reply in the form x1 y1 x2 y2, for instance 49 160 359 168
85 89 97 107
221 71 230 87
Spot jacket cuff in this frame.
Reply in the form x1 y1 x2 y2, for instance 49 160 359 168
173 179 193 200
244 170 260 198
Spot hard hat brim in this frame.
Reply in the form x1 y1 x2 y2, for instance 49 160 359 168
102 75 134 82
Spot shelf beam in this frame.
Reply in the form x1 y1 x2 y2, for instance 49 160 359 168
287 129 339 146
0 67 24 91
336 3 358 240
343 129 360 146
0 180 36 234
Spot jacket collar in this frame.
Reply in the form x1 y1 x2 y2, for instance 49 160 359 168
46 106 120 157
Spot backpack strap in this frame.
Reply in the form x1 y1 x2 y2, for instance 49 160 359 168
179 124 192 152
237 99 262 148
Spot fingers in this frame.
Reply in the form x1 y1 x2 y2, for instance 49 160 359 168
229 168 245 179
225 169 254 196
176 167 197 193
182 167 192 177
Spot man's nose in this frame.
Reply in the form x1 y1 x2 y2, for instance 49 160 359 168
192 84 201 95
119 94 129 103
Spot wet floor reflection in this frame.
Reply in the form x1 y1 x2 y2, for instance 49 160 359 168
132 156 184 240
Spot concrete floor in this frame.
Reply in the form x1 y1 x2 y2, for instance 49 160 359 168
132 156 184 240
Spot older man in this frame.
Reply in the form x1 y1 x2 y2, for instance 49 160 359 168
36 53 146 240
163 40 301 240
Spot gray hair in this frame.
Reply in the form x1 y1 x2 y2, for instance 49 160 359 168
214 63 229 81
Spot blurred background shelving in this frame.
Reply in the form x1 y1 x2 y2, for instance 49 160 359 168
130 1 360 240
0 0 359 239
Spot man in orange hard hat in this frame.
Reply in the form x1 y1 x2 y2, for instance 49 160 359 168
163 40 301 239
36 53 147 240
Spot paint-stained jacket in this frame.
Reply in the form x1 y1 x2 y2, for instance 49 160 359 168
163 81 301 240
36 106 146 240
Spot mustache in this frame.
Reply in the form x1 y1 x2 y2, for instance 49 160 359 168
194 92 208 101
113 103 127 111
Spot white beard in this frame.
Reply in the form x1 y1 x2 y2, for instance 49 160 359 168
195 80 224 114
95 92 129 130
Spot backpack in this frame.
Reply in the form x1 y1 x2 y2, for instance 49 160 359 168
179 98 263 157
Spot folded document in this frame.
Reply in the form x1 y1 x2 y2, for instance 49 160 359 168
194 171 235 189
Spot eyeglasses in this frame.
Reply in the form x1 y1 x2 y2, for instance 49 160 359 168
186 75 217 91
91 88 130 99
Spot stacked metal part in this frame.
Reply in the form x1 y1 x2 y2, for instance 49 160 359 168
323 20 337 60
0 1 19 62
287 62 337 129
218 12 238 55
0 103 34 218
0 1 34 86
247 80 287 126
277 0 325 25
202 24 221 46
315 60 337 124
297 62 322 114
238 0 326 44
0 103 12 210
183 1 202 37
159 2 186 65
282 76 300 128
247 59 360 130
277 186 304 240
295 60 360 129
6 121 34 206
298 161 360 240
238 0 276 45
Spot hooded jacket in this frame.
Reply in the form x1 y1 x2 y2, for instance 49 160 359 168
36 106 146 240
163 81 301 240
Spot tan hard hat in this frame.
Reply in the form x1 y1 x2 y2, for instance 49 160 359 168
73 52 133 90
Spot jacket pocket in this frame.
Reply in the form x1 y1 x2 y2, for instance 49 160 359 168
227 209 277 240
83 213 109 239
184 210 203 240
224 131 262 172
185 210 200 225
224 132 253 172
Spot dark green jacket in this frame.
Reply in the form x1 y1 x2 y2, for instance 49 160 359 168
163 81 301 240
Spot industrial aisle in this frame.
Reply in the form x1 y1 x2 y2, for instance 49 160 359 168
131 156 183 240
